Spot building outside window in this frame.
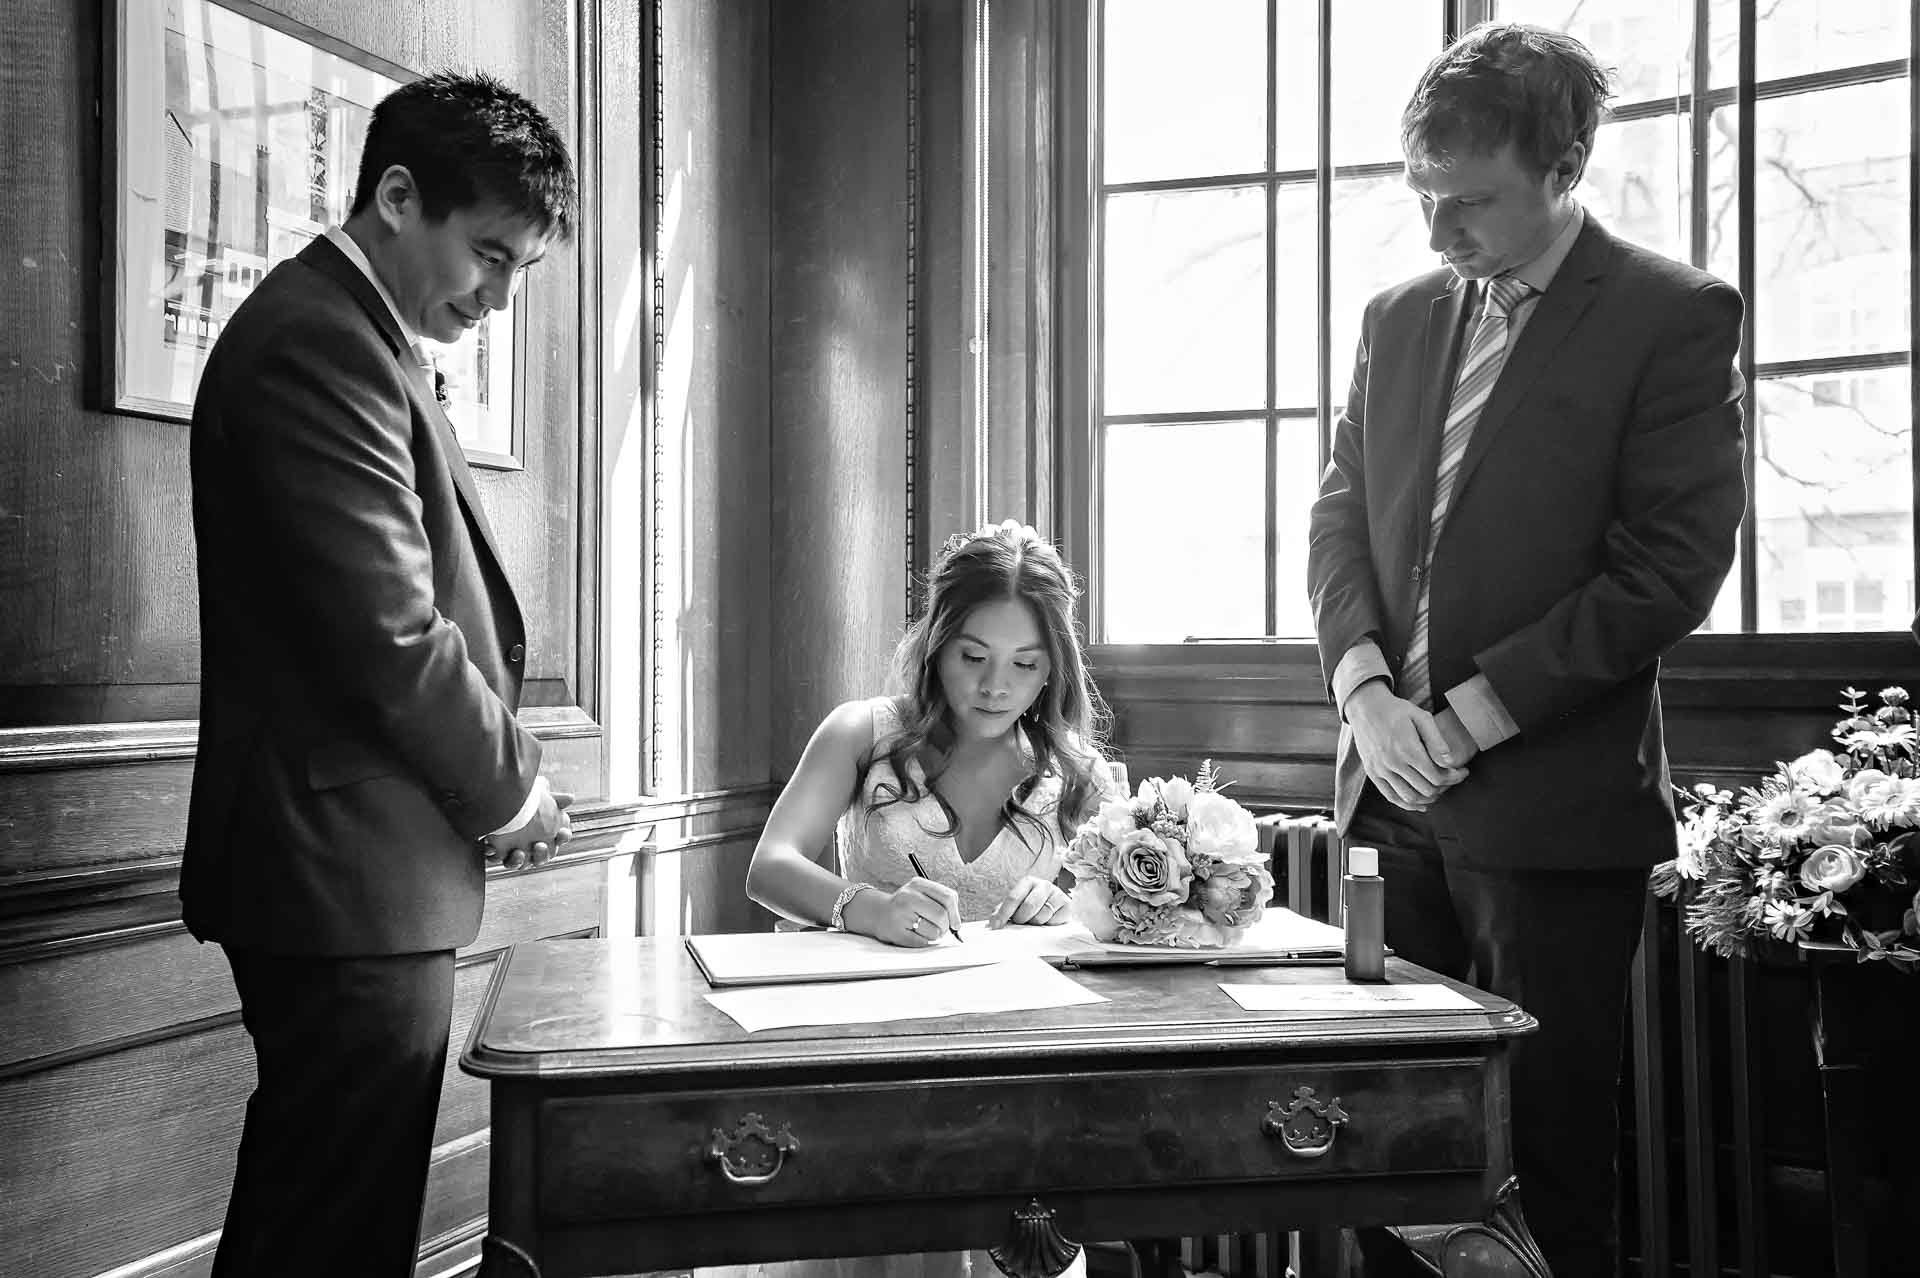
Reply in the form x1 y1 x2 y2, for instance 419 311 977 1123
1090 0 1914 641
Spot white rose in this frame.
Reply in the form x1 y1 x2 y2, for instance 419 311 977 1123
1069 878 1119 941
1799 844 1866 894
1157 776 1194 818
1096 797 1139 844
1787 749 1846 792
1186 790 1259 862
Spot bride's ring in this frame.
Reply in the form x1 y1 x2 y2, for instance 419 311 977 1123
909 918 923 936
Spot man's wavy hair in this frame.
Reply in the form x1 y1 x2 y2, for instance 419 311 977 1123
864 522 1111 856
350 71 577 239
1401 22 1614 179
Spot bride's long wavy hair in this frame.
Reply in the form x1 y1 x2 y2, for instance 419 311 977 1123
863 521 1111 851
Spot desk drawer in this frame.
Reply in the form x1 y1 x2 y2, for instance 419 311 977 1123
536 1060 1487 1220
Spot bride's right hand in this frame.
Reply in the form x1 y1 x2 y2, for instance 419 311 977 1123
846 878 962 947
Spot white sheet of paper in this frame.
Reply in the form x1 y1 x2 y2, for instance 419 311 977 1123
704 957 1106 1033
687 920 1089 986
1217 981 1482 1014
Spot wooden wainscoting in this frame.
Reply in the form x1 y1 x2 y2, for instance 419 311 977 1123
1092 634 1920 809
0 784 776 1278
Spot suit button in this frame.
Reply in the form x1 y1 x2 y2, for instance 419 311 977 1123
507 643 525 663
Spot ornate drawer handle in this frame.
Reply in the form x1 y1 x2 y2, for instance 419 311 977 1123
1263 1085 1350 1159
708 1112 799 1185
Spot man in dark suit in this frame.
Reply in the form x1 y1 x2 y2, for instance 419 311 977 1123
183 72 577 1277
1308 24 1746 1277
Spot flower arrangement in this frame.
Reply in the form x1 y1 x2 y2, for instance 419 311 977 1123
1651 686 1920 973
1063 761 1275 948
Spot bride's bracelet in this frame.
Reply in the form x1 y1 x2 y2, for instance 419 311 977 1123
828 882 877 932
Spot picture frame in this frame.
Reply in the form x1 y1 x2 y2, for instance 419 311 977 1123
104 0 524 469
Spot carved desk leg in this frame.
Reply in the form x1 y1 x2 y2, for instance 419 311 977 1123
477 1235 544 1278
989 1198 1083 1278
1393 1176 1552 1278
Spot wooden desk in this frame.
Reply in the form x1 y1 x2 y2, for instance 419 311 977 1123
462 937 1547 1278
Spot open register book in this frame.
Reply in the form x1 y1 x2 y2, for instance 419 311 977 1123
685 907 1351 987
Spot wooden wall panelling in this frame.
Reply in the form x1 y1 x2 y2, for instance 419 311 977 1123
0 855 607 1278
0 1018 250 1278
657 0 774 795
1092 642 1339 810
983 0 1057 530
914 0 975 570
767 0 911 771
624 784 781 937
911 0 1063 559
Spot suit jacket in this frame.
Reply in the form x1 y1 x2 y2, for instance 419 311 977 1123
1307 217 1746 870
182 235 541 955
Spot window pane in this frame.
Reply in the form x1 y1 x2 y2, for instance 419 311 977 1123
1754 367 1913 633
1104 0 1268 184
1273 417 1321 638
1704 101 1741 288
1581 114 1688 265
1273 0 1317 172
1497 0 1692 105
1103 186 1268 416
1751 80 1910 363
1326 173 1435 403
1103 421 1268 640
1330 0 1442 165
1274 181 1318 409
1758 0 1910 83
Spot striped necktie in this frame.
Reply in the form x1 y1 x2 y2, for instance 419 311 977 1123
1400 274 1531 711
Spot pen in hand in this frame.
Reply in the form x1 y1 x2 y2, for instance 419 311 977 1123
906 852 965 944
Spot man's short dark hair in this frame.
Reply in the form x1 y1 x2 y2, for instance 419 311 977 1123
1401 23 1614 177
350 71 577 240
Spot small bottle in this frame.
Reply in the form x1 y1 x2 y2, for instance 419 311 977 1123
1343 845 1386 982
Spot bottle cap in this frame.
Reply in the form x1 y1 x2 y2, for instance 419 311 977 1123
1348 846 1378 877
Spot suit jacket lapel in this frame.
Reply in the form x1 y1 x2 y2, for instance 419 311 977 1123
1452 220 1612 499
298 237 513 582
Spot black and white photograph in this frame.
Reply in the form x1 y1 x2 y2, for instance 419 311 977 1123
2 3 1916 1278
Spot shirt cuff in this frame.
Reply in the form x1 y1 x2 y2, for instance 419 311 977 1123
486 776 546 840
1332 641 1394 719
1444 674 1520 751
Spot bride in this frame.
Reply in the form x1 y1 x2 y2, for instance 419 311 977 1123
731 519 1115 1277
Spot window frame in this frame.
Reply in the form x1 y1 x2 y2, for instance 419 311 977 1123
1057 0 1920 654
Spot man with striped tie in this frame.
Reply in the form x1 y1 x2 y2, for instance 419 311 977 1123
1308 23 1745 1278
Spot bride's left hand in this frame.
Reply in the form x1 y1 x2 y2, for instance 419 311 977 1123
988 876 1071 928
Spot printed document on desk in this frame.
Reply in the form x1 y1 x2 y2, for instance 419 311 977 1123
1219 979 1483 1015
705 957 1107 1033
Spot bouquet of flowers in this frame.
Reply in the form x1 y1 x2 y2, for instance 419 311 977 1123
1651 686 1920 972
1063 760 1275 948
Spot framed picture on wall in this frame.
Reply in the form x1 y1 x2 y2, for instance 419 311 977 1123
104 0 524 468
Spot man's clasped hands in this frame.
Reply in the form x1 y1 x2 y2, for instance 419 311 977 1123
1344 680 1483 813
482 775 576 871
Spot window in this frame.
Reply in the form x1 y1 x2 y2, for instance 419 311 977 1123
1096 0 1447 642
1085 0 1915 641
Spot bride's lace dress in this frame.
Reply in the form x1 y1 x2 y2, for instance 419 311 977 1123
837 698 1068 917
